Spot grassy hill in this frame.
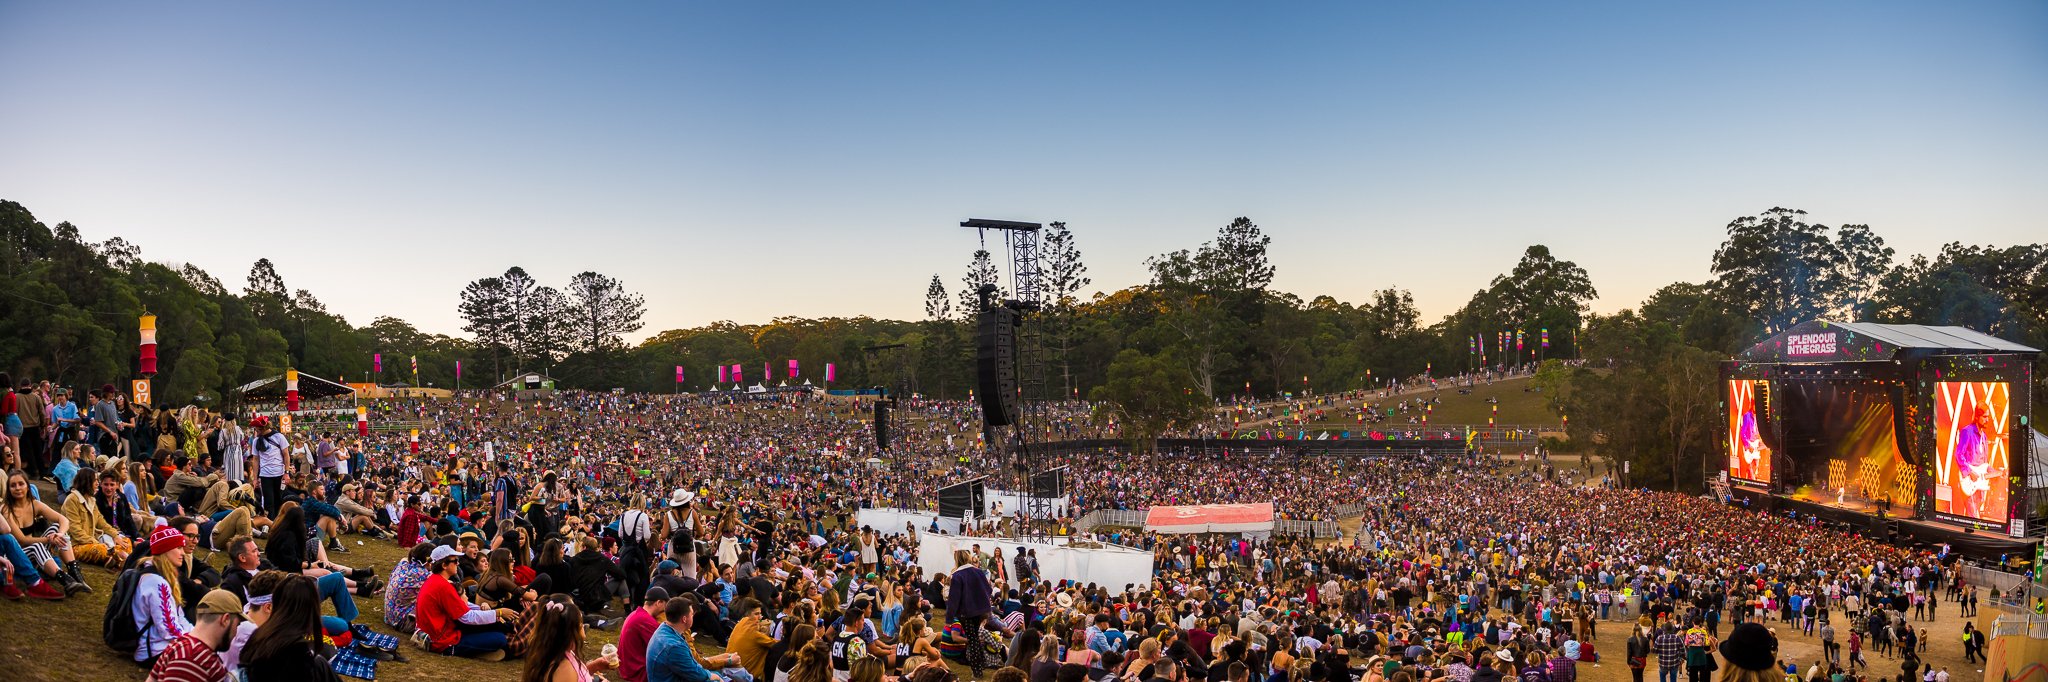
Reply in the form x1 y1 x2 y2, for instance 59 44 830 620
1256 376 1561 430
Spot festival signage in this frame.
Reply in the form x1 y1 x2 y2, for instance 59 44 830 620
1785 332 1838 357
1144 503 1274 534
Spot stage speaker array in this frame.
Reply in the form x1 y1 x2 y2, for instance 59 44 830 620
873 397 893 451
976 306 1019 427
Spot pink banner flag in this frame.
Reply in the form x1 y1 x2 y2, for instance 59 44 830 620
825 363 836 383
717 366 728 383
732 364 742 383
456 360 462 379
788 359 798 378
374 353 381 373
763 362 770 383
675 365 684 383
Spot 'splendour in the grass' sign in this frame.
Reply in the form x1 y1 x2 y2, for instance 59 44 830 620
1786 332 1838 356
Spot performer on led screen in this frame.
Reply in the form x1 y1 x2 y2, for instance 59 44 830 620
1952 406 1995 519
1736 407 1765 480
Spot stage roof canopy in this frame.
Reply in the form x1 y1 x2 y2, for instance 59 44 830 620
1738 320 2040 363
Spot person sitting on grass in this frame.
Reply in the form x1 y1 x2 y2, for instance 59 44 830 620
5 467 93 594
0 504 65 600
134 522 196 666
150 588 243 682
237 573 342 681
522 594 619 682
60 467 132 567
384 542 437 632
412 543 517 661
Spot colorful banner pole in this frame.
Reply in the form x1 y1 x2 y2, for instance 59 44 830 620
138 314 158 376
285 369 300 412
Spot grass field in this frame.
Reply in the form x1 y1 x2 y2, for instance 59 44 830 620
1251 376 1561 429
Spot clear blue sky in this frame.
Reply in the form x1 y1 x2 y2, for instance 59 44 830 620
3 2 2043 340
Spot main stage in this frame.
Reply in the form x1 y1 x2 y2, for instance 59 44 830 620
1727 483 2038 558
1722 321 2045 561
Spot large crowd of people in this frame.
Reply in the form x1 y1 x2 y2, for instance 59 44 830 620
0 372 2012 682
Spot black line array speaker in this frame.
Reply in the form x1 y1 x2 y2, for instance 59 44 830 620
976 306 1018 427
873 398 892 451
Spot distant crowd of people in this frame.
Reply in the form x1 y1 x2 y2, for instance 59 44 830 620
0 371 2009 682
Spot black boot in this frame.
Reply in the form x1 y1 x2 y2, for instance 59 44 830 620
54 569 90 596
66 562 91 591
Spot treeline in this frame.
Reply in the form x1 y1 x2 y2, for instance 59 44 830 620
4 199 2043 495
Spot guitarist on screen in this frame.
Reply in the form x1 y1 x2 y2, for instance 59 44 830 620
1953 406 1995 519
1736 409 1766 481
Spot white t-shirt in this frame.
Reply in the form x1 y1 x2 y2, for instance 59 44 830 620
255 432 288 478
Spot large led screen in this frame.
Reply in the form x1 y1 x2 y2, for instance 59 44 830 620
1727 379 1772 485
1932 381 2010 526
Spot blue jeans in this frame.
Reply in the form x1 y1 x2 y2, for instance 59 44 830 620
318 571 358 635
0 534 42 585
1659 665 1680 682
448 631 508 657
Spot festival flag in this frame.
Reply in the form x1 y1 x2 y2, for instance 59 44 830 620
410 355 418 380
825 363 836 383
409 428 420 454
374 353 382 374
717 366 728 383
764 362 771 384
455 360 462 380
138 314 158 375
356 405 369 437
1516 330 1524 352
675 366 685 383
788 359 799 378
1541 328 1550 349
284 369 300 411
732 364 743 384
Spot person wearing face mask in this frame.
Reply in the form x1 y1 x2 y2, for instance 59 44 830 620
149 588 244 682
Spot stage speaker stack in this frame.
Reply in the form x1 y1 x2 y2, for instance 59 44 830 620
976 306 1019 427
873 397 893 451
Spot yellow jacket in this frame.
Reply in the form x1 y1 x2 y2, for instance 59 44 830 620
60 490 120 547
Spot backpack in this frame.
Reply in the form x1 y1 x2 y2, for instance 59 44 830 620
102 567 145 653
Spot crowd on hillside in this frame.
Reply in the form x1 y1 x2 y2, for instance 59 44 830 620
0 371 2004 682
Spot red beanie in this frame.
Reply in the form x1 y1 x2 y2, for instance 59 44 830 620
149 525 185 556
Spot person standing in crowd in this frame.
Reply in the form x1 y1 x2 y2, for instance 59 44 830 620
248 417 288 515
949 548 997 679
1653 625 1683 682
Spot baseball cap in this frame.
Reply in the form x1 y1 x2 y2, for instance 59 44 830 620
197 589 244 617
645 586 671 603
430 545 463 564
